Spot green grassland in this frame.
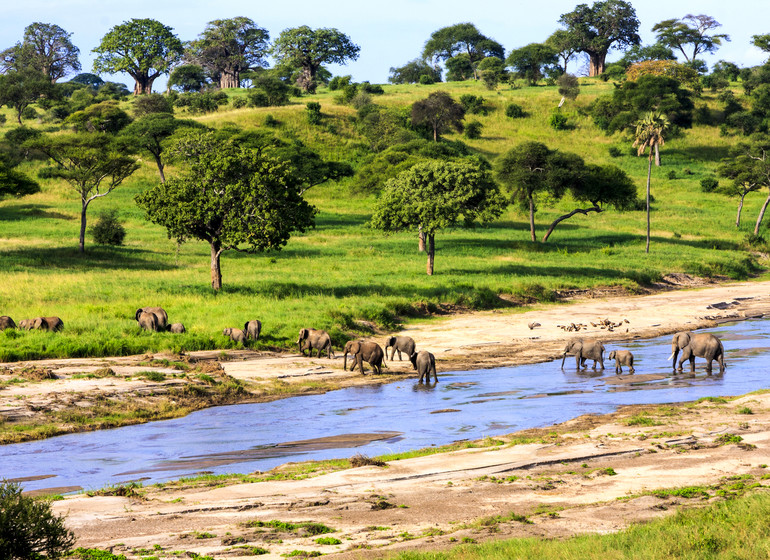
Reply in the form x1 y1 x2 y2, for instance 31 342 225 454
0 78 764 360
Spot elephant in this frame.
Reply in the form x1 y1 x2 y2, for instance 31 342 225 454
0 316 16 330
343 340 385 375
561 338 604 370
223 328 247 345
297 328 334 358
608 350 635 374
32 316 64 332
669 331 725 375
384 335 416 361
169 323 186 334
136 311 159 332
18 319 33 330
410 350 437 383
244 319 262 342
135 307 168 331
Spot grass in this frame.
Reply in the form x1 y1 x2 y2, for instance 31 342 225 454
0 79 766 361
388 490 770 559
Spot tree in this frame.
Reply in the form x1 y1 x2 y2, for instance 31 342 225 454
69 72 104 89
0 69 55 123
271 26 360 93
29 133 139 252
477 57 506 89
557 73 580 106
121 114 201 182
136 131 316 291
717 136 770 235
495 142 584 242
753 34 770 59
0 158 40 201
546 29 579 73
633 111 670 253
92 18 183 95
66 100 131 134
422 23 504 80
167 65 207 92
506 43 560 86
444 54 475 81
0 22 80 82
187 17 269 89
653 14 729 64
388 59 442 84
0 480 75 559
370 160 506 275
411 91 465 141
558 0 641 76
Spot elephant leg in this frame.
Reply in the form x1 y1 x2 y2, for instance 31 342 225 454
357 355 365 375
689 355 696 373
672 349 680 372
615 362 621 374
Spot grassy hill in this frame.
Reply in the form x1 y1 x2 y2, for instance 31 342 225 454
0 78 764 360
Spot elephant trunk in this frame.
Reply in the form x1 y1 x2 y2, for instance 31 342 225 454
561 353 567 368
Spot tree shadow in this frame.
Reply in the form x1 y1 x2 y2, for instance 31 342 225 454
670 145 731 162
0 246 176 271
0 204 75 222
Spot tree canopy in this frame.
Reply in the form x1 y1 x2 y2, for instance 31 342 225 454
506 43 560 86
411 91 465 141
271 26 360 93
135 130 316 291
388 59 442 84
370 160 506 275
92 18 183 95
558 0 641 76
0 69 56 124
0 22 80 82
653 14 729 64
633 111 670 253
187 17 270 89
422 23 504 80
0 158 40 201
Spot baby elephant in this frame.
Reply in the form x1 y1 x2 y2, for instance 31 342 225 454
169 323 186 334
223 328 247 345
608 350 635 374
410 351 437 383
384 335 416 361
244 319 262 341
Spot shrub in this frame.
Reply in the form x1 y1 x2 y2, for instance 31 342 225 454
264 114 279 127
608 146 623 158
459 94 487 115
0 481 75 559
247 91 269 108
701 177 719 192
306 102 322 125
328 75 352 91
505 103 524 118
90 210 126 246
464 120 483 139
21 106 38 120
549 110 568 130
419 74 435 85
132 93 173 117
232 97 247 109
667 170 677 180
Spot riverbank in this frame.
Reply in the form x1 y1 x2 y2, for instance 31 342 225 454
3 276 770 445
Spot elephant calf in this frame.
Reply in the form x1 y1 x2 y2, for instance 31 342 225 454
608 350 635 374
0 316 16 330
18 319 33 330
223 328 247 345
137 311 160 332
410 350 437 383
169 323 186 334
385 335 416 361
244 319 262 342
344 340 385 375
298 328 334 358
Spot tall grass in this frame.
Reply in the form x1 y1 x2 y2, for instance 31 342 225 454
0 79 765 360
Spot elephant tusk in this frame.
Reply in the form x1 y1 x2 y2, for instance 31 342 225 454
667 351 675 361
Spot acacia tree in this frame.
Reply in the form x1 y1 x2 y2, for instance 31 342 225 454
135 131 316 291
717 156 762 228
0 69 55 123
187 17 269 89
717 136 770 235
370 160 506 275
653 14 729 64
271 26 360 92
0 22 80 82
29 133 138 252
506 43 559 86
411 91 465 141
93 18 183 95
422 23 504 80
546 29 579 73
558 0 641 76
633 112 670 253
121 114 201 182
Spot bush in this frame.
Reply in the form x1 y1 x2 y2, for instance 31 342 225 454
464 120 483 139
328 75 352 91
419 74 435 85
608 146 623 158
264 114 279 127
0 481 75 559
247 91 269 108
549 110 569 130
231 97 247 109
667 170 677 180
90 210 126 246
306 102 322 125
132 93 173 117
701 177 719 192
21 106 38 120
459 94 487 115
505 103 524 118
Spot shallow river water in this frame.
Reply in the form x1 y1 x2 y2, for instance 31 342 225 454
4 319 770 493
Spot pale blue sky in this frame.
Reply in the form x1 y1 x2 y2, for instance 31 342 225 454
3 0 767 89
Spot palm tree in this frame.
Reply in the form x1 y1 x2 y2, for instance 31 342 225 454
633 112 670 253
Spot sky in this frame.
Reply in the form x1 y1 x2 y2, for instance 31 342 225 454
2 0 768 90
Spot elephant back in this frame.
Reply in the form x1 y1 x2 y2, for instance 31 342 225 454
0 316 16 330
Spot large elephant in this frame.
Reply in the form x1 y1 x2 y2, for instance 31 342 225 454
344 340 385 375
32 316 64 332
410 350 437 383
297 328 334 358
244 319 262 342
135 307 168 331
385 335 416 361
669 331 725 375
561 338 605 370
136 311 159 332
0 316 16 330
223 328 247 345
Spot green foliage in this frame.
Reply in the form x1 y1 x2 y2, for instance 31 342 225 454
477 57 506 89
0 23 80 82
557 73 580 100
131 94 173 118
0 159 40 201
464 120 483 139
167 65 207 93
389 60 442 85
506 43 559 86
66 101 131 134
315 537 342 545
250 75 293 106
549 110 569 130
701 177 719 192
459 95 488 115
652 15 729 64
175 91 228 114
411 91 465 141
90 209 126 246
0 481 75 559
69 548 127 560
422 23 504 72
0 69 56 124
306 102 322 125
505 103 525 118
445 54 474 82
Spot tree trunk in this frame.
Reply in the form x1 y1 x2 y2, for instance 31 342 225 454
646 155 652 254
587 51 607 77
542 206 601 242
432 125 438 142
426 234 435 276
418 226 425 252
296 66 317 93
654 144 661 167
754 189 770 236
220 70 240 89
737 192 746 228
210 240 223 291
528 193 536 242
133 75 154 95
152 152 166 183
79 200 88 253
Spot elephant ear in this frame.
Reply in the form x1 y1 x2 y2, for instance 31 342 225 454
300 328 309 339
351 341 361 353
678 333 691 347
244 322 249 332
135 309 143 321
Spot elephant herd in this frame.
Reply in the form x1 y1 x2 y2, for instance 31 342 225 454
0 315 63 332
298 329 437 382
561 330 726 375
